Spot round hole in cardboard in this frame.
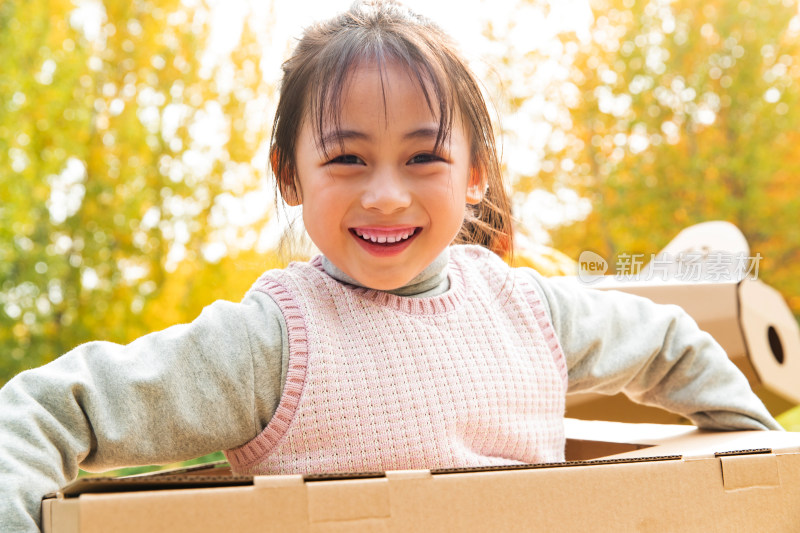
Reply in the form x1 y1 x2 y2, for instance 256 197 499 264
767 326 785 365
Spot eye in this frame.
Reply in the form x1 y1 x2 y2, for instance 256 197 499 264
408 152 445 165
328 154 365 165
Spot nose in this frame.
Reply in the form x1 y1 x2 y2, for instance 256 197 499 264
360 166 412 213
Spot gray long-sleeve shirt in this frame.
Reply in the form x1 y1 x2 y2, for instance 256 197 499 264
0 246 780 531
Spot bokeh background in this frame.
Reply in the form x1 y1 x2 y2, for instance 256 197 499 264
3 0 800 471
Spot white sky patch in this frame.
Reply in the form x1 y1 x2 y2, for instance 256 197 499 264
628 132 650 153
118 258 150 282
9 147 30 173
36 59 57 85
81 267 99 290
47 158 87 224
189 101 229 149
515 188 592 243
201 241 228 263
695 105 716 126
69 0 106 43
764 87 781 103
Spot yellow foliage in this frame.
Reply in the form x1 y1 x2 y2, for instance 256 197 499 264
504 237 578 277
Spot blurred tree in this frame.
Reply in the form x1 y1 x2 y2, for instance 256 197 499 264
0 0 277 385
544 0 800 312
493 0 800 317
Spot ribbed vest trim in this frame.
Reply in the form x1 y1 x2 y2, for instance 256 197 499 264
224 278 310 469
520 277 568 389
313 255 468 315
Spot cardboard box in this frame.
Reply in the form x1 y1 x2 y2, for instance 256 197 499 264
43 420 800 532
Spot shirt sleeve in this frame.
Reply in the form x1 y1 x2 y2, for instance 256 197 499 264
518 268 782 431
0 289 286 532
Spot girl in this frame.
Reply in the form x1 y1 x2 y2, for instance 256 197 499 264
0 1 780 530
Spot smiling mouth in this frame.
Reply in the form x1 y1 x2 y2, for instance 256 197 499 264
350 227 421 246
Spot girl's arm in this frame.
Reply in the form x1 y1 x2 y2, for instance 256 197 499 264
0 290 286 532
521 268 781 430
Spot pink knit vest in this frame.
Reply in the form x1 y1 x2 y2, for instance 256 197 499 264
225 245 567 474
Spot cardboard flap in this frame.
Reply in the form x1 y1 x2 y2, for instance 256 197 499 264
384 469 433 481
571 420 800 461
721 453 781 490
42 499 79 533
253 474 304 488
564 418 696 444
53 474 254 497
307 477 390 523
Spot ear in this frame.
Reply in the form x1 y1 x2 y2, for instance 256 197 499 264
271 147 302 206
465 166 486 205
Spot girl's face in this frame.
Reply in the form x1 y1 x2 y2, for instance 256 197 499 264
292 61 483 290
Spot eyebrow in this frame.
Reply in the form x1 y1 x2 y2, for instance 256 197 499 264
404 126 441 141
319 126 444 150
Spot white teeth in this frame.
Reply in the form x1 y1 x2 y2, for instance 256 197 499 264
355 228 416 243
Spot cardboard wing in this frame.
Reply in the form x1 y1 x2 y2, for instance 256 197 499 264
586 277 800 405
568 221 800 415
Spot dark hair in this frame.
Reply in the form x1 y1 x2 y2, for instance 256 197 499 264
271 0 513 256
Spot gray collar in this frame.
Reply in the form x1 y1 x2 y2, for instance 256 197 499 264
320 248 451 297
